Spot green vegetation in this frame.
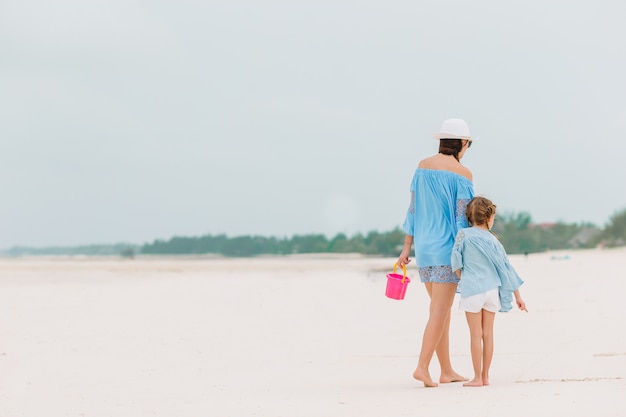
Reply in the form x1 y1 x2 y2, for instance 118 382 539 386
589 208 626 247
494 212 599 254
3 209 625 257
141 229 406 257
140 209 626 257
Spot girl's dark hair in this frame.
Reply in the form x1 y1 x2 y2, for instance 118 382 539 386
466 196 497 227
438 139 464 161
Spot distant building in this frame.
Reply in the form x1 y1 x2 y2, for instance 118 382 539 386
567 227 601 248
528 222 557 230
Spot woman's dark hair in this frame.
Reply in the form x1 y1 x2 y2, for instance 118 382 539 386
438 139 464 161
466 196 497 227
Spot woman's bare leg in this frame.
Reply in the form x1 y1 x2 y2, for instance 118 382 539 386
413 283 461 387
481 310 496 386
463 310 484 387
437 308 468 383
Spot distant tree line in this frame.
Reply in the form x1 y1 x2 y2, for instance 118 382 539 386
141 229 407 257
3 209 624 258
592 208 626 247
494 208 625 253
141 208 626 257
494 212 595 254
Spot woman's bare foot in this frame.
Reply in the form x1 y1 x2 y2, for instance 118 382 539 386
482 377 490 386
440 371 469 383
462 378 483 387
413 368 438 387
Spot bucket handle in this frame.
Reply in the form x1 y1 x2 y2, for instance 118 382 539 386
392 263 407 283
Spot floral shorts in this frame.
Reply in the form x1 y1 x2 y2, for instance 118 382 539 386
418 265 460 284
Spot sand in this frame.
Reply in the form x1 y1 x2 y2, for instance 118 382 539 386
0 249 625 417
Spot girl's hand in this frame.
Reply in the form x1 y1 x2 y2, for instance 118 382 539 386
516 298 528 312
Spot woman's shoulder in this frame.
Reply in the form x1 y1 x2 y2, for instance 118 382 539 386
417 155 473 181
454 165 473 181
413 167 473 184
443 163 472 181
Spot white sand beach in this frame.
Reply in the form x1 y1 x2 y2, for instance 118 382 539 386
1 248 625 417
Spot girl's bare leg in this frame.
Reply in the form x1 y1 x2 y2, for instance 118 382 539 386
413 283 461 387
481 310 496 386
463 310 484 387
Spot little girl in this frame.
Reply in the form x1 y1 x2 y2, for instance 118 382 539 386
451 196 528 387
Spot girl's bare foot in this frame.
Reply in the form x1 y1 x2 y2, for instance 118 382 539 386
463 378 483 387
413 368 438 387
440 371 469 383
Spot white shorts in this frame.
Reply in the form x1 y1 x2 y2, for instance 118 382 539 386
459 288 501 313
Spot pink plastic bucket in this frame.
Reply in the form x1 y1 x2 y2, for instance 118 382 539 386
385 263 411 300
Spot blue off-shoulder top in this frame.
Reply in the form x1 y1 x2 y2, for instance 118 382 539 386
402 169 474 269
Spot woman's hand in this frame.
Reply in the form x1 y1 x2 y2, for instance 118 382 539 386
396 248 412 267
397 235 413 267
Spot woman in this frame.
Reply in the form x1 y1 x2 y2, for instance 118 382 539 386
396 118 475 387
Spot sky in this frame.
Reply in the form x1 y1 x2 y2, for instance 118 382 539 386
1 0 625 248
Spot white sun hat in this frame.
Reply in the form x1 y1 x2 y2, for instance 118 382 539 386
432 118 477 140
